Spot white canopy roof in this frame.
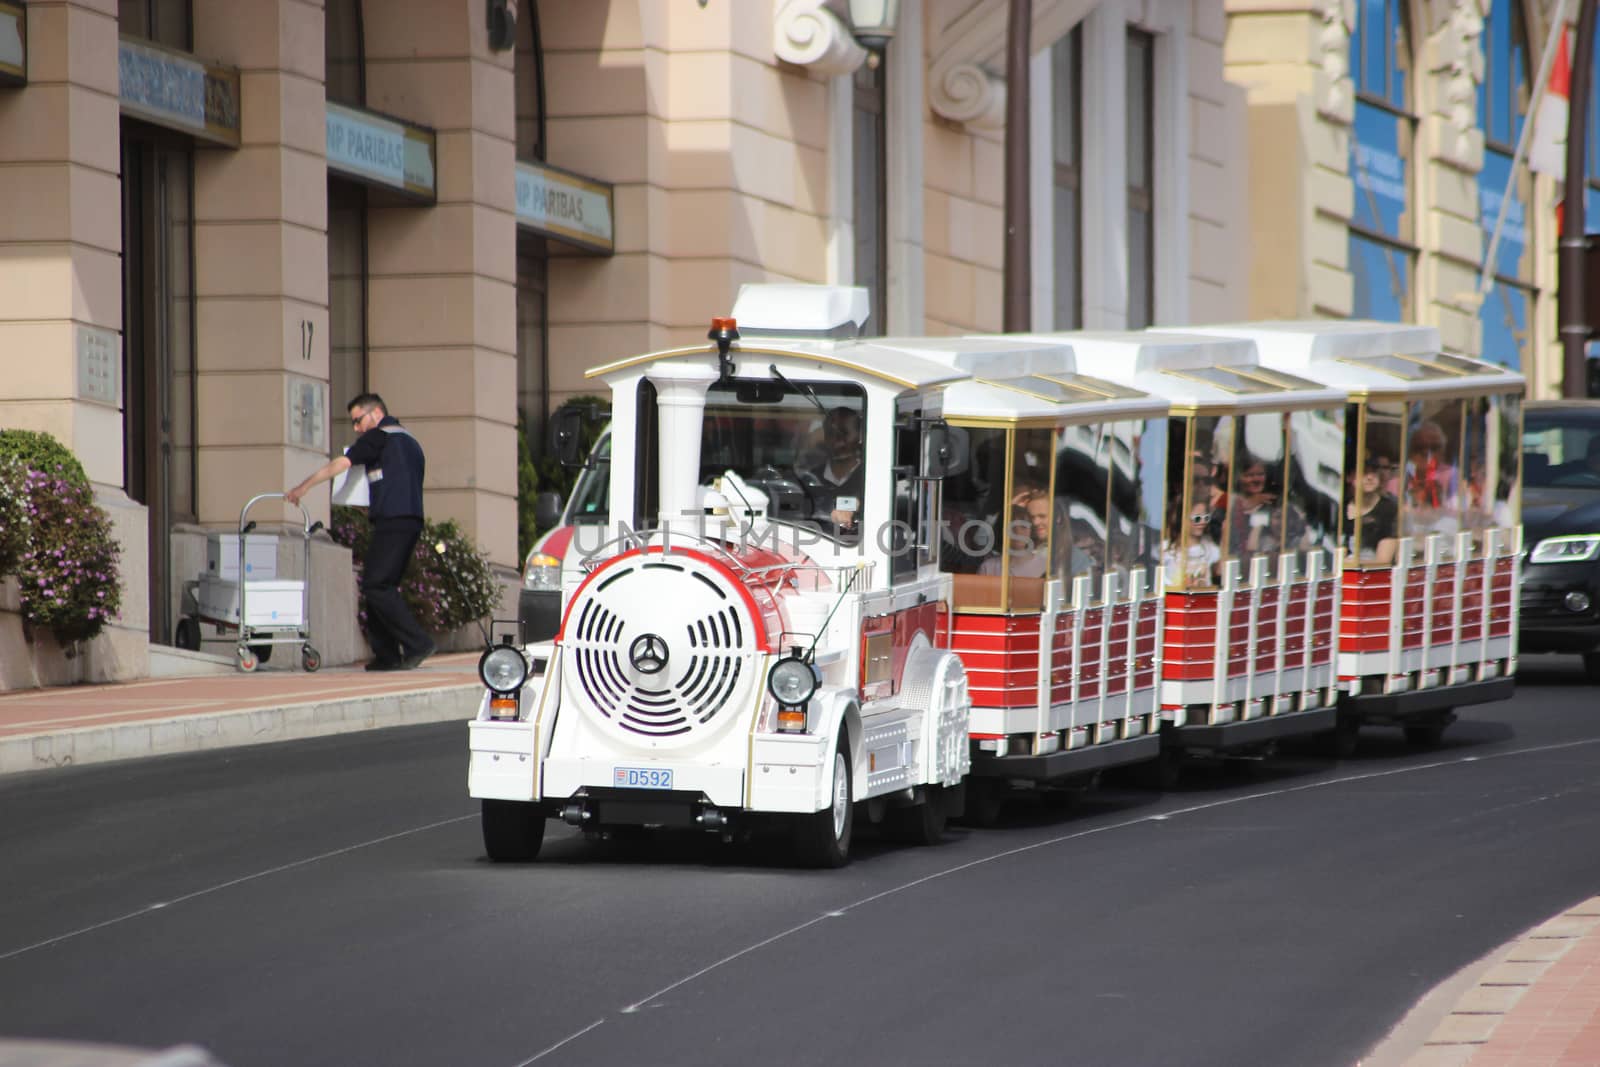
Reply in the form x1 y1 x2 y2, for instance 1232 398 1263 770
586 337 970 391
995 331 1348 411
1174 321 1525 397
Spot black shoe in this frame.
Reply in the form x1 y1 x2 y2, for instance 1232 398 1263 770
398 642 437 670
365 658 402 671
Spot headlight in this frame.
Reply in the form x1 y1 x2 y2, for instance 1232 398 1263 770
767 655 819 707
1529 535 1600 564
523 553 562 591
479 645 530 694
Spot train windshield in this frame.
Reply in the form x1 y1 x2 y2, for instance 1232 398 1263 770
697 379 870 543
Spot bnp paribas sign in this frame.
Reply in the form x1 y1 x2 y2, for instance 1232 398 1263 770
515 160 615 256
325 102 437 202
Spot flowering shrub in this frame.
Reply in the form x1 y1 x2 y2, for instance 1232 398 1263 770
0 453 30 577
17 470 122 645
330 506 500 635
0 429 89 489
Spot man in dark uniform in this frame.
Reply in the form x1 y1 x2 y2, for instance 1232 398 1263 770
288 393 435 670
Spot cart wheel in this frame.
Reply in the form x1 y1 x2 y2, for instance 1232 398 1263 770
237 646 259 672
173 617 201 651
301 645 322 673
250 643 273 665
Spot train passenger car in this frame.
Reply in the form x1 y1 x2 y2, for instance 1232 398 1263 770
995 331 1354 770
884 338 1171 816
469 285 1019 867
1183 322 1523 749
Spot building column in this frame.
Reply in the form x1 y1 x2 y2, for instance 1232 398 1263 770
364 0 518 568
191 0 330 528
1222 0 1354 319
0 0 149 683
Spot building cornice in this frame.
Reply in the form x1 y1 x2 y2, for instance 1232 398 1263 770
926 0 1093 127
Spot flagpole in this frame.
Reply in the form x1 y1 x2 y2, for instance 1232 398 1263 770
1561 0 1598 397
1476 0 1570 303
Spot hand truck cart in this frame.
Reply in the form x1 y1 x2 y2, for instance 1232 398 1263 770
173 493 325 673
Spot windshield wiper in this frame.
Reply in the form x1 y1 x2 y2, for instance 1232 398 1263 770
770 364 826 414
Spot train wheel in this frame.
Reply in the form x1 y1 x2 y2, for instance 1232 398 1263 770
956 778 1007 827
794 737 853 868
889 785 948 846
482 799 546 862
1318 715 1361 759
1133 747 1183 790
1403 719 1448 748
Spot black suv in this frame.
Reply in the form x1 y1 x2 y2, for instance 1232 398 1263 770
1521 400 1600 681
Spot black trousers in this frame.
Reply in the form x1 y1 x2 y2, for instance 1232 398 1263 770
363 516 431 661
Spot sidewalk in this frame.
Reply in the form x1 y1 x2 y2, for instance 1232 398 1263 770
0 651 486 775
1369 897 1600 1066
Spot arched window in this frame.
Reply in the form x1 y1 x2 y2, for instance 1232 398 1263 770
1349 0 1417 322
1477 0 1535 369
325 0 367 412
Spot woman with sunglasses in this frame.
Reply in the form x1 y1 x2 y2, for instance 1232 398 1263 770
1162 494 1221 588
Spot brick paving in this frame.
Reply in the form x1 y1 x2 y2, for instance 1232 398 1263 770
1397 898 1600 1066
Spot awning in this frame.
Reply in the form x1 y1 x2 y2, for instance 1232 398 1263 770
325 102 437 201
118 36 240 147
515 159 614 255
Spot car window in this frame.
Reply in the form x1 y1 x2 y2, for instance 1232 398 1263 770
1524 410 1600 489
567 433 611 523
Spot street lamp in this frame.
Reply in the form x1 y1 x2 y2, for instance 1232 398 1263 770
848 0 900 51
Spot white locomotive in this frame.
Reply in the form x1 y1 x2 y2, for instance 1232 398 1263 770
466 285 1525 866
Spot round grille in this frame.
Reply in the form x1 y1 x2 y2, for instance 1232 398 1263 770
561 554 760 745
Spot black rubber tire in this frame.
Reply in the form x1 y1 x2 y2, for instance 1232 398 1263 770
956 777 1007 827
1319 716 1361 759
481 799 546 862
888 785 948 846
793 736 853 868
301 646 322 673
1132 747 1183 790
1403 720 1448 748
1584 653 1600 685
173 617 201 651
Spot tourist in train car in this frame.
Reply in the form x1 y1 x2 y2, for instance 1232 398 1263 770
1229 454 1308 566
1344 454 1399 564
1163 490 1220 587
1404 418 1461 535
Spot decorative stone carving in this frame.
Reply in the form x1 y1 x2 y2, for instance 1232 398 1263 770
1443 0 1485 137
930 61 1007 128
1318 0 1356 122
773 0 868 76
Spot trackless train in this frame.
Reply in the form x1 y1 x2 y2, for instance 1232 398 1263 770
466 285 1524 866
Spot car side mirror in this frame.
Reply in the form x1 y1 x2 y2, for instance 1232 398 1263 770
550 409 585 467
534 491 564 530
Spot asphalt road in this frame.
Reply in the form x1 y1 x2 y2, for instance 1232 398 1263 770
2 657 1598 1067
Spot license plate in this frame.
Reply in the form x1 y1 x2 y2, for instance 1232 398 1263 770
613 766 674 790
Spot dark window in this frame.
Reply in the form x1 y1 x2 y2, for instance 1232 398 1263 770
1477 0 1535 370
1126 29 1154 329
1350 0 1416 322
1052 28 1083 329
325 0 364 105
327 179 368 410
118 0 191 48
853 58 888 336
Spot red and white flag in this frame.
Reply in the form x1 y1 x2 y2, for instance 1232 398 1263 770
1529 28 1572 177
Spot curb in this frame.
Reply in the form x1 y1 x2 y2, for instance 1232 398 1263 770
0 683 482 775
1364 897 1600 1066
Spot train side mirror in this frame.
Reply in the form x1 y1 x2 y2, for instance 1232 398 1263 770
922 420 963 479
550 408 585 467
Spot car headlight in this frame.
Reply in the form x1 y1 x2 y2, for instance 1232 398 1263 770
479 644 530 694
523 553 562 591
767 654 819 708
1529 535 1600 565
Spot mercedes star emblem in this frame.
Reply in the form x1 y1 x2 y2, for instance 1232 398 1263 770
628 633 670 674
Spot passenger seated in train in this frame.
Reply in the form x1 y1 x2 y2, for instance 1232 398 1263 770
1404 420 1460 535
1163 492 1220 588
1229 454 1308 569
1343 454 1399 565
